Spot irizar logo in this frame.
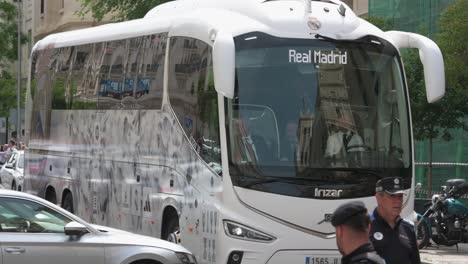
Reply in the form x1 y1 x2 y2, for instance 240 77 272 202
289 49 348 65
314 188 343 198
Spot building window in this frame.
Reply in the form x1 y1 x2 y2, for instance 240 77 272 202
40 0 44 14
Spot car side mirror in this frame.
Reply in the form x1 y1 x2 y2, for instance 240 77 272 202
5 163 14 169
64 221 89 236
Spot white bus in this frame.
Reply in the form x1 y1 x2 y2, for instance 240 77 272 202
24 0 445 263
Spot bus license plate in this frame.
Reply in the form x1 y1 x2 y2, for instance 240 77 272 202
305 256 340 264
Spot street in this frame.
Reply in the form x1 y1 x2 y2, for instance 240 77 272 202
421 243 468 264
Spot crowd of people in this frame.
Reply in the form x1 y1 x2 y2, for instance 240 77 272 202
0 139 24 165
331 177 420 264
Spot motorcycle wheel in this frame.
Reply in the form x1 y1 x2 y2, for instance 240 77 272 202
417 219 431 249
432 235 458 247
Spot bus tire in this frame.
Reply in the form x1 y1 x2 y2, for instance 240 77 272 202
130 260 161 264
161 208 179 243
45 187 57 204
62 191 74 213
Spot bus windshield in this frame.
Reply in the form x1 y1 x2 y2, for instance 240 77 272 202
226 32 411 199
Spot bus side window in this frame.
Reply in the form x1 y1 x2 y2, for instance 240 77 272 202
70 44 97 109
51 47 73 110
97 40 126 109
168 37 222 175
133 33 166 109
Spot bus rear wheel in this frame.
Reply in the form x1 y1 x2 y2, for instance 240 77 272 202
162 209 180 244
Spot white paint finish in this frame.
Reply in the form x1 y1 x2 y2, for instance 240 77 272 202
24 0 447 263
385 31 445 103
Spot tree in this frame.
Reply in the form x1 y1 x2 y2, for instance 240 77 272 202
0 71 17 117
78 0 172 21
366 2 468 195
0 2 26 114
0 1 20 65
406 0 468 195
365 16 395 31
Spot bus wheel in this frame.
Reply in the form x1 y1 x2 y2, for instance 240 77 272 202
162 209 180 243
45 187 57 204
62 192 74 213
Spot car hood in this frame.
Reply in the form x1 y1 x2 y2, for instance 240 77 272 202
89 224 189 253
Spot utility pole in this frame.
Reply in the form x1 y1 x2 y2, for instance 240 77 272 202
16 0 22 141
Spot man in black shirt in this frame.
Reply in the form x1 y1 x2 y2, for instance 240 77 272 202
370 177 420 264
331 201 385 264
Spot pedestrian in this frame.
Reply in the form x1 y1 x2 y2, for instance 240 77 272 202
0 140 17 164
331 201 385 264
370 177 420 264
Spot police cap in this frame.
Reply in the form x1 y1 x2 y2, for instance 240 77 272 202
375 177 405 194
331 201 367 227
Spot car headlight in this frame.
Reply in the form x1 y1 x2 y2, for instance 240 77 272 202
223 220 276 243
175 252 197 264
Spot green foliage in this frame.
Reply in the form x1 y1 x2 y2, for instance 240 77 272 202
0 1 19 64
78 0 172 21
367 2 468 142
407 0 468 142
365 16 395 31
0 71 17 116
0 1 28 118
437 0 467 99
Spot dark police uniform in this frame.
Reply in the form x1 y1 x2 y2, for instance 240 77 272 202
341 243 385 264
370 177 420 264
370 210 420 264
331 201 385 264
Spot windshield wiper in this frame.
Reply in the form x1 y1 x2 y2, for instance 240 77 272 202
296 167 385 178
315 34 336 41
315 34 382 45
238 175 323 188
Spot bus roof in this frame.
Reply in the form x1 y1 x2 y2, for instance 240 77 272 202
33 0 385 52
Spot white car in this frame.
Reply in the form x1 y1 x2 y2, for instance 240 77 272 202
0 190 197 264
0 150 24 191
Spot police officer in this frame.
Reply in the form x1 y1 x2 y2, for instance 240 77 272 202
370 177 420 264
331 201 385 264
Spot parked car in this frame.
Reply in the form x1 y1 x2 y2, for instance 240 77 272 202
0 150 24 191
0 190 197 264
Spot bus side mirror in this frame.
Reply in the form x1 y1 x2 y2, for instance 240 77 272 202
385 31 445 103
213 31 235 99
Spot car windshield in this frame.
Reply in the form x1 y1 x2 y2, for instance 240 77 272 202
226 32 411 199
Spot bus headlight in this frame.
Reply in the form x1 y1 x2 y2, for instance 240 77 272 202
175 252 197 264
223 220 276 243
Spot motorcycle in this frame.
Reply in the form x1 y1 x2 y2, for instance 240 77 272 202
416 179 468 249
